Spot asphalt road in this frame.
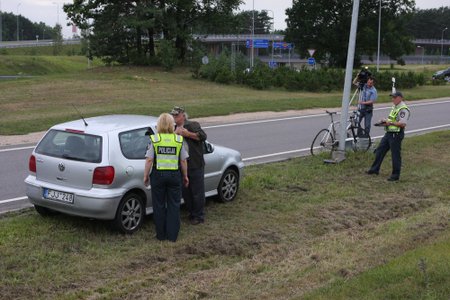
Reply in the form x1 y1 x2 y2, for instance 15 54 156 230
1 98 450 214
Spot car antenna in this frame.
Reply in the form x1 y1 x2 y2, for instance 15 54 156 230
72 104 88 127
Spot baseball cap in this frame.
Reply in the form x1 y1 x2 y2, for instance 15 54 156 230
389 91 403 98
170 106 185 115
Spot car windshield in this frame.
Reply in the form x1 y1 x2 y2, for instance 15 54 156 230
35 129 102 163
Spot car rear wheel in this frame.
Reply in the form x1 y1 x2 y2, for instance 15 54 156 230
113 193 145 234
217 168 239 202
34 205 60 216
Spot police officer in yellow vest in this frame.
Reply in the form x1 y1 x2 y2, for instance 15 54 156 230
367 91 410 181
144 113 189 241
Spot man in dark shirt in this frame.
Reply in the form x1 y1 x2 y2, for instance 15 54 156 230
171 106 207 225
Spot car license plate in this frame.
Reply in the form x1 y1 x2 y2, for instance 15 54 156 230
43 188 74 204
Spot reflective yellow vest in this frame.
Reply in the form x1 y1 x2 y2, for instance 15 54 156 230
386 104 409 132
150 133 183 170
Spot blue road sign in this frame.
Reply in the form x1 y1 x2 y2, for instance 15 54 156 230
268 61 277 68
308 57 316 65
246 39 269 48
273 42 293 49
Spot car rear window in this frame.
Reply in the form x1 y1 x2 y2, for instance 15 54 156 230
35 129 102 163
119 127 154 159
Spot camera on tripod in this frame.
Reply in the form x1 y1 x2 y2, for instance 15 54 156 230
355 67 372 90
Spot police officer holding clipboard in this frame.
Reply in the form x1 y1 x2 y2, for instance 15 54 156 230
367 91 410 181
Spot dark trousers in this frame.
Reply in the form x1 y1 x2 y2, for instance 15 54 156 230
150 169 182 242
183 167 205 221
369 131 404 179
358 107 373 135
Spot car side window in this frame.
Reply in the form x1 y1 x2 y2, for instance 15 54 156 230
119 127 154 159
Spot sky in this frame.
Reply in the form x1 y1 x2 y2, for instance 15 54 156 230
0 0 449 38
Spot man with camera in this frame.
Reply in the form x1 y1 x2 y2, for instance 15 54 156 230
358 76 377 135
352 67 377 135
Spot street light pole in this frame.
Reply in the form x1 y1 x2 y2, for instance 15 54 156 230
16 3 21 41
441 27 448 64
334 0 360 163
0 0 3 44
417 46 424 65
376 0 381 71
53 2 60 25
263 9 275 66
251 0 255 68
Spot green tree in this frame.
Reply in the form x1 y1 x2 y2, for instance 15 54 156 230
406 6 450 39
52 24 63 55
64 0 241 65
192 9 273 35
285 0 415 67
0 12 53 41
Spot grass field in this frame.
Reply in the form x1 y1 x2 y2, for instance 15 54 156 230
0 56 449 135
0 131 449 299
0 44 83 56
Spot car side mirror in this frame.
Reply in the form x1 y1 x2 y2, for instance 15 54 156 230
144 127 153 136
204 141 214 154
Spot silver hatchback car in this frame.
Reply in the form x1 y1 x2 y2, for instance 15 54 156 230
25 115 244 233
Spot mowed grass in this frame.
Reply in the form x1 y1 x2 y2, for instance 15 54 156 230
0 56 449 135
0 44 82 56
0 131 449 299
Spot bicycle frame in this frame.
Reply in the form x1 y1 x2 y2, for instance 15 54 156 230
311 103 372 156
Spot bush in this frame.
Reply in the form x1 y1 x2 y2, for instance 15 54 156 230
192 54 428 92
243 61 274 90
157 40 178 71
215 66 235 84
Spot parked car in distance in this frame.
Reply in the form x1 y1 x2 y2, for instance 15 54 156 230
25 115 244 233
432 67 450 82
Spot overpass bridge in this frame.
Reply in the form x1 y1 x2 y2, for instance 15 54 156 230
1 36 449 65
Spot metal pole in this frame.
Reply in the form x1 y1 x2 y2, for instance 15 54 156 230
376 0 381 72
263 10 274 65
334 0 360 162
422 47 424 65
53 2 60 25
417 46 423 65
251 0 255 68
17 3 21 41
441 27 448 64
0 0 2 44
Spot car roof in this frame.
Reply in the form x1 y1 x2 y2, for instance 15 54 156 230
51 114 158 134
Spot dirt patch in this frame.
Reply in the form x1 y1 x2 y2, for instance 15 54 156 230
0 131 46 147
178 230 281 258
310 195 435 233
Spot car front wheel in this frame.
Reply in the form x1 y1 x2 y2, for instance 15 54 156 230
113 193 145 234
217 168 239 202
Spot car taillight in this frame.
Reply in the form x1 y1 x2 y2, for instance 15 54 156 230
29 155 36 173
93 166 115 185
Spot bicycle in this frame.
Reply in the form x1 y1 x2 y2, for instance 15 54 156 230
310 110 372 156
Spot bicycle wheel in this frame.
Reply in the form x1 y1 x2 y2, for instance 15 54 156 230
347 127 371 152
311 129 335 156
